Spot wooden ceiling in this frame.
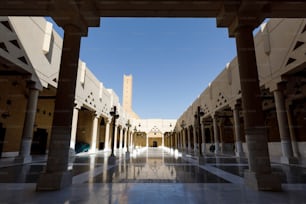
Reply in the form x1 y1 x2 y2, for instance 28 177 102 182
1 0 306 35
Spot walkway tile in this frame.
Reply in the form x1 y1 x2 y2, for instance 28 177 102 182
0 147 306 203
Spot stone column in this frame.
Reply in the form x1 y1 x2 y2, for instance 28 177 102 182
162 133 165 148
90 115 99 153
37 25 83 190
104 120 110 151
188 127 192 153
170 132 175 150
119 127 123 150
233 106 245 157
69 107 79 149
175 132 181 149
182 129 186 152
124 129 127 151
168 135 171 148
173 133 176 149
178 132 183 150
274 89 296 164
130 131 133 149
286 104 300 157
15 83 39 163
175 132 181 150
113 125 118 151
235 25 281 191
130 132 133 149
179 132 183 149
176 133 179 149
218 120 224 153
166 135 169 147
175 133 178 149
213 115 220 154
201 122 206 155
193 126 197 154
209 126 214 143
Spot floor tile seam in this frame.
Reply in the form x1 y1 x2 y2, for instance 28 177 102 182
210 163 249 166
30 163 47 166
0 183 36 189
122 163 192 166
270 163 306 169
282 184 306 190
72 163 104 166
0 160 47 169
72 156 129 184
181 156 197 164
164 163 194 166
181 155 248 166
183 155 238 159
72 165 106 184
199 165 244 184
97 181 237 184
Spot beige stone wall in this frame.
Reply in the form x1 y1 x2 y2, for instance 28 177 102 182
293 104 306 142
0 77 27 153
178 18 306 128
148 138 162 147
76 110 94 146
133 133 146 147
267 143 283 157
7 16 132 130
35 97 55 150
98 123 106 149
297 143 306 162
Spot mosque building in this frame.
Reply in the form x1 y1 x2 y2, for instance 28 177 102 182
0 1 306 203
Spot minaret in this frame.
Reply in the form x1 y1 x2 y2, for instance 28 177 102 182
123 74 133 112
122 74 139 119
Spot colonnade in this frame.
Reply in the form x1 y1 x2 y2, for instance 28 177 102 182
2 0 305 192
9 17 287 191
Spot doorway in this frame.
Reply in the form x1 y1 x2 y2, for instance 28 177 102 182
0 123 6 157
153 141 158 147
31 128 48 154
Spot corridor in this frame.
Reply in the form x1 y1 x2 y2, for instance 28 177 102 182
0 148 306 203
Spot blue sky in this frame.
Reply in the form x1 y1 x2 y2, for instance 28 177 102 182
48 18 237 119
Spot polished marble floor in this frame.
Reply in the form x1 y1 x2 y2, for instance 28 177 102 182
0 147 306 203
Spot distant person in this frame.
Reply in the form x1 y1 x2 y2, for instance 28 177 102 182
209 144 215 153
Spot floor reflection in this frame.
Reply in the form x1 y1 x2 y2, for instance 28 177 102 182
0 148 306 186
90 148 228 183
213 164 306 184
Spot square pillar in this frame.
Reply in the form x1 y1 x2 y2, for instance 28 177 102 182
123 128 127 151
193 126 197 154
235 25 281 191
36 25 82 191
119 127 123 150
183 131 186 150
70 107 80 150
104 120 110 151
90 115 99 153
213 115 220 154
113 125 118 152
201 122 206 155
187 127 191 153
15 83 39 164
274 89 297 164
233 106 245 157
